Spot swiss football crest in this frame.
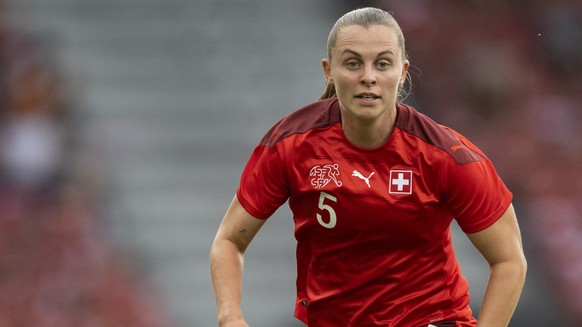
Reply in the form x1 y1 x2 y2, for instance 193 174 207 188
310 164 343 188
389 170 412 194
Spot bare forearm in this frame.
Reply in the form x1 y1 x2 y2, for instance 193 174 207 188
210 239 247 326
477 260 527 327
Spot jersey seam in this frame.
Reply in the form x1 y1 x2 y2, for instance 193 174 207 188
439 231 457 320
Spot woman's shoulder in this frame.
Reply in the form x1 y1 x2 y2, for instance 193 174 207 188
260 98 341 147
395 103 484 165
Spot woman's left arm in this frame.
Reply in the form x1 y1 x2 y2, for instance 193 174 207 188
466 203 527 327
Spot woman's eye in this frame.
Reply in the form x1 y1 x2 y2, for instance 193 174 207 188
346 61 359 69
377 62 390 69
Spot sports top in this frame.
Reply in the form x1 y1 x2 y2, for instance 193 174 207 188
237 98 512 326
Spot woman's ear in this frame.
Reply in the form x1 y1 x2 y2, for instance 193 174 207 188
322 58 332 83
400 59 410 85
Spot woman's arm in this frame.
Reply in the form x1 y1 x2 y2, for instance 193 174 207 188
466 204 527 327
210 195 266 327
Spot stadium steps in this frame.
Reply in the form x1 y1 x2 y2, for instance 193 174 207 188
7 0 332 326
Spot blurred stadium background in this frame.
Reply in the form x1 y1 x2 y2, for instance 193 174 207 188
1 0 580 326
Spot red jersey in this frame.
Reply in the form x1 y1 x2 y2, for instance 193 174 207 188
237 98 512 326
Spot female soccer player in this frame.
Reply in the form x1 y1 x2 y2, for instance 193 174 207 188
210 7 526 327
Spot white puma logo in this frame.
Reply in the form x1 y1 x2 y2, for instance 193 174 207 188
352 170 375 188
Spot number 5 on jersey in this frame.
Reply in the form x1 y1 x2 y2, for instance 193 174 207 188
317 191 337 229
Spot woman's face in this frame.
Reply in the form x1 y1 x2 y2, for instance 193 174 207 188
323 24 409 122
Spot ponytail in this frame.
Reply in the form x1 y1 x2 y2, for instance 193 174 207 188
318 82 336 100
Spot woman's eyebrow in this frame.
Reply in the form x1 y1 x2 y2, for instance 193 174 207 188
340 49 396 58
341 49 362 58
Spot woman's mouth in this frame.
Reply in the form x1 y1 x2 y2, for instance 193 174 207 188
355 93 380 101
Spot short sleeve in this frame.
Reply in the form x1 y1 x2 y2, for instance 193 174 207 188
442 145 512 234
236 141 290 220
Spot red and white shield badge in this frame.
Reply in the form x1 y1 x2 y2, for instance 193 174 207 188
389 170 412 194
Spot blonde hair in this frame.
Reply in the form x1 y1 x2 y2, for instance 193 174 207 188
319 7 411 101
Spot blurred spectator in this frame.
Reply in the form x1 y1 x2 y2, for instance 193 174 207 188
533 0 582 81
0 62 65 189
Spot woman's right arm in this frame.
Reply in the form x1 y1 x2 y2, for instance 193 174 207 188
210 195 266 327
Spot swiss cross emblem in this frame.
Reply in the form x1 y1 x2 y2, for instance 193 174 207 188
389 170 412 194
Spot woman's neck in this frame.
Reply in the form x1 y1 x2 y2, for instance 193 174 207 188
340 107 397 149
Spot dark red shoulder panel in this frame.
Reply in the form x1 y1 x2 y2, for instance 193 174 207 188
260 98 341 147
395 103 484 165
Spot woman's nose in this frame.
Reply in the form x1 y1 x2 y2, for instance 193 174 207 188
360 65 376 86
